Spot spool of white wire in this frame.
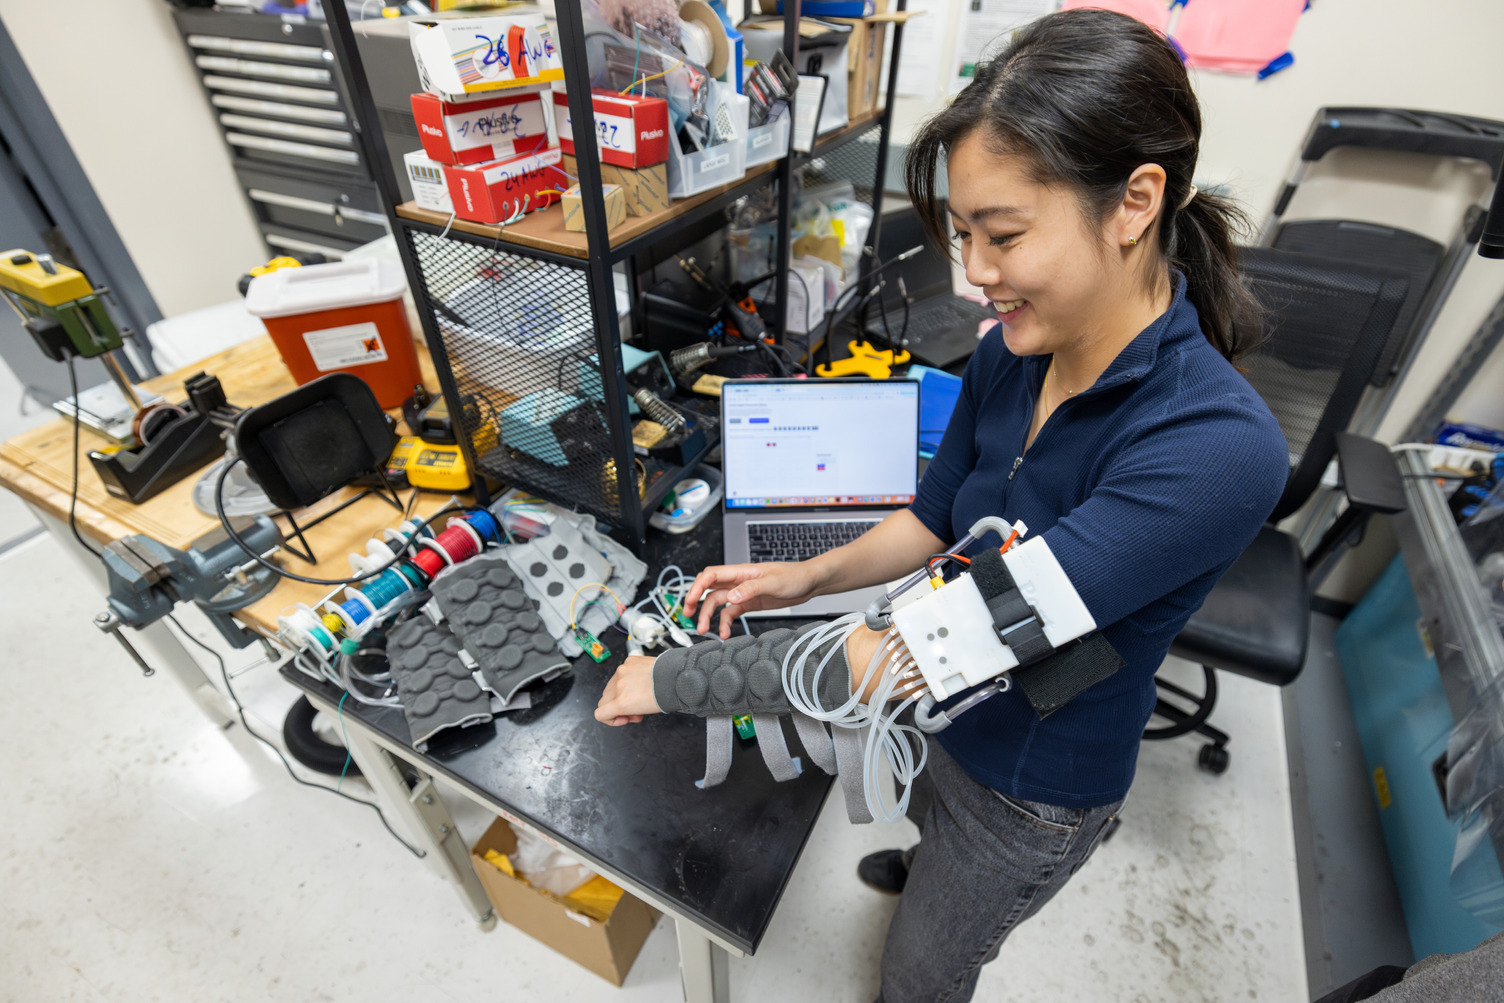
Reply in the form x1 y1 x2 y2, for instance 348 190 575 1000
678 17 713 66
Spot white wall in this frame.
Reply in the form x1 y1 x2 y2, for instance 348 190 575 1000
888 0 1504 600
0 0 266 319
892 0 1504 441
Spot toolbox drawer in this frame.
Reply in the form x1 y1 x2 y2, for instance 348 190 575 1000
259 224 364 260
236 166 385 244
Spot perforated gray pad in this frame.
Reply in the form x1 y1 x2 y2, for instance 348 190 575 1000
652 624 850 718
502 519 612 656
428 555 570 703
386 616 492 751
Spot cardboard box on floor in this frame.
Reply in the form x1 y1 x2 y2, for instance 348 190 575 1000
470 817 659 985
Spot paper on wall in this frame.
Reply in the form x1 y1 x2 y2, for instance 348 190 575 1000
894 0 942 99
950 0 1056 95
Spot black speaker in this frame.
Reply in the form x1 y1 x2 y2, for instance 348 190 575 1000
235 373 396 511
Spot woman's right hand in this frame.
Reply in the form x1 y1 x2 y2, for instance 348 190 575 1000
683 560 828 638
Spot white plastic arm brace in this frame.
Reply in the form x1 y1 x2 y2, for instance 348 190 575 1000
650 518 1121 823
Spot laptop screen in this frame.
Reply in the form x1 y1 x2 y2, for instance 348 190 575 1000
722 380 919 509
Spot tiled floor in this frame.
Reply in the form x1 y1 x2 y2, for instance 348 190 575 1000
0 504 1307 1002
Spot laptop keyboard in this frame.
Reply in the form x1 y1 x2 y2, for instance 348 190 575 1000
871 299 994 342
747 520 880 562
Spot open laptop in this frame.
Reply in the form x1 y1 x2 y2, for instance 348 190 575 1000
864 205 997 369
721 378 920 617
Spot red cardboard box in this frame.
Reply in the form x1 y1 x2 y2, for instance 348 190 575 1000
443 146 565 224
552 90 670 169
411 91 550 165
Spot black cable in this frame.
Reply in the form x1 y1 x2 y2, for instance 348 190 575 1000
165 613 425 859
64 355 104 558
215 455 471 587
814 248 924 375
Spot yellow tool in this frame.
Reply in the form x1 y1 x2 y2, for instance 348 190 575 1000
815 340 912 379
236 256 306 296
387 436 472 491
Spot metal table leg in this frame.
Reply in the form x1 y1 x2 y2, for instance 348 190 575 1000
29 504 236 728
676 918 731 1003
304 689 498 931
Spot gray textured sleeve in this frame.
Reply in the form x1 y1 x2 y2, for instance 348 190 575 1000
652 623 851 717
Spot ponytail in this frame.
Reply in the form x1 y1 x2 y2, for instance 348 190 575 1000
905 8 1261 362
1164 190 1263 362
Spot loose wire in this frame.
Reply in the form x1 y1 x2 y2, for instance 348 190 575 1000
64 356 104 559
214 454 468 587
164 613 425 859
568 582 625 628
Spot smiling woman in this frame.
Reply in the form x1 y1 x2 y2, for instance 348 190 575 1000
594 9 1291 1001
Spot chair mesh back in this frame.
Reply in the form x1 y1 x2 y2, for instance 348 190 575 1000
1238 247 1409 522
1272 219 1442 386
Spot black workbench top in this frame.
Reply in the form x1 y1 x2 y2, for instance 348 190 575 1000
280 513 832 954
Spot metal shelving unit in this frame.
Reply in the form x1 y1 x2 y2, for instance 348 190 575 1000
321 1 908 551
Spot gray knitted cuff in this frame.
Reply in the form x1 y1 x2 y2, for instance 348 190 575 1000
652 623 850 717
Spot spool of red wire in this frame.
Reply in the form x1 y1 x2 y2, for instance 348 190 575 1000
412 548 445 581
411 516 483 582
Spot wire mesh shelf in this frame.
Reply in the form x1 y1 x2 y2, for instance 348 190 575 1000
407 227 715 528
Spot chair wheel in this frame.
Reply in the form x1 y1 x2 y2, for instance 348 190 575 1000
1198 744 1230 774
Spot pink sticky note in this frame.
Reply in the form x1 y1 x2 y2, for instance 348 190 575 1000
1173 0 1306 70
1061 0 1171 32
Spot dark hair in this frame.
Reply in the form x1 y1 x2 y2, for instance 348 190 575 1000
904 9 1259 361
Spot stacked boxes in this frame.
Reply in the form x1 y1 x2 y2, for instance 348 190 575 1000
563 154 670 219
411 91 551 164
562 184 626 232
404 13 569 225
443 147 565 225
551 90 670 170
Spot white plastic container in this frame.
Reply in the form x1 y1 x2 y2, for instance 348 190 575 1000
649 464 723 534
666 85 749 198
745 113 791 167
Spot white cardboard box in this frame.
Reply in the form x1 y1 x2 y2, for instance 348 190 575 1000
410 16 564 102
404 150 454 214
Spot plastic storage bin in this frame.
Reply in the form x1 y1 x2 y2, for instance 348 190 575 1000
245 259 421 408
745 113 791 167
666 85 749 198
648 464 723 534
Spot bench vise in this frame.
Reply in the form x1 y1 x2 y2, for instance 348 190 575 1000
93 516 283 675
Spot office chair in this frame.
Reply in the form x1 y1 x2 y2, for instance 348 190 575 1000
1145 247 1411 772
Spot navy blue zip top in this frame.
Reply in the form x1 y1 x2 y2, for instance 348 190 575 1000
909 274 1288 807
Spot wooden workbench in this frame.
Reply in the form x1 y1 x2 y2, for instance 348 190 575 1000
0 335 465 636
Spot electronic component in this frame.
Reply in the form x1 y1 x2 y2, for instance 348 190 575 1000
574 627 610 662
387 435 472 491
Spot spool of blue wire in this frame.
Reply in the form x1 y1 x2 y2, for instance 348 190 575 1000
463 509 500 543
338 596 371 627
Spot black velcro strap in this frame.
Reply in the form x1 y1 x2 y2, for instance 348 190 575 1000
968 548 1016 600
1000 618 1054 665
1011 635 1125 718
986 588 1034 631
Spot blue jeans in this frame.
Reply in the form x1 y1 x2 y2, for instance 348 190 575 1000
879 742 1123 1002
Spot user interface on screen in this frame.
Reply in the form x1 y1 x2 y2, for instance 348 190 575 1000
722 381 919 509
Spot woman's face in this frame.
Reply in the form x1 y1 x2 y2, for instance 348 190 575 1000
946 131 1127 359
